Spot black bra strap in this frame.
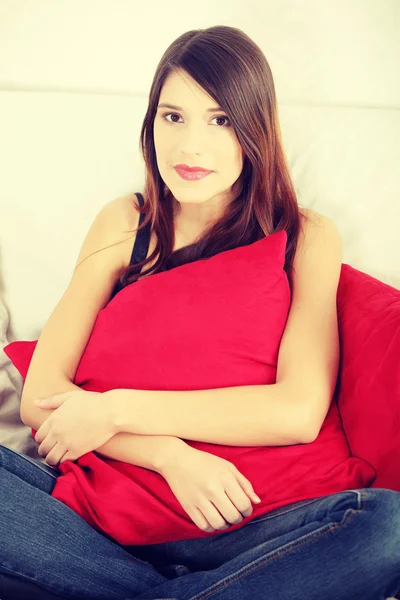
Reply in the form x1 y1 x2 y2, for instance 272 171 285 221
128 192 150 266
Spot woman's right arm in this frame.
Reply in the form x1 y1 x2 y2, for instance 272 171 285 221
20 193 188 473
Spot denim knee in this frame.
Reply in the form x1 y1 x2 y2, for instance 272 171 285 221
360 488 400 574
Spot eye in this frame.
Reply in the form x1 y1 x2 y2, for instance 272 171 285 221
211 116 231 127
162 112 182 123
162 113 230 127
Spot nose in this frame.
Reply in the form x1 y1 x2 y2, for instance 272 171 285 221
176 122 209 156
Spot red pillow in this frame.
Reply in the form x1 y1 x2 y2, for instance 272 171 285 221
4 230 375 545
335 264 400 491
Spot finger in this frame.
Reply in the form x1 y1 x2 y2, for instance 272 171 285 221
188 506 216 532
37 433 57 459
59 450 76 464
198 500 230 531
35 392 70 409
35 420 51 445
223 485 253 518
207 490 244 524
235 470 262 504
44 442 68 467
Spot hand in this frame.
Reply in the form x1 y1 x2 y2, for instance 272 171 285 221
160 446 261 533
34 389 118 466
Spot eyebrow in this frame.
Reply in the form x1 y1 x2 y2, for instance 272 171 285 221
157 103 224 113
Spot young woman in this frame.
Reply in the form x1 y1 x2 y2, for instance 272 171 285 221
1 25 399 600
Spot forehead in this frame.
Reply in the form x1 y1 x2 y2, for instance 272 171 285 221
159 70 217 110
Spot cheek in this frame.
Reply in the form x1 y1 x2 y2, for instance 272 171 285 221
224 141 244 172
154 129 174 157
153 122 165 146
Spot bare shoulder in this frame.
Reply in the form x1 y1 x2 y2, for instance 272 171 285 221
297 207 342 257
108 193 143 269
111 192 141 230
290 207 342 290
298 206 329 229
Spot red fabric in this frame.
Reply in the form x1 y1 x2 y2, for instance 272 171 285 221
335 264 400 491
4 229 386 546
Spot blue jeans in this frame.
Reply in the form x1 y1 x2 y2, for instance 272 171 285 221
1 443 399 600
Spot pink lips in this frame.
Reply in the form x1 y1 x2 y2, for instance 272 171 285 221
174 164 213 181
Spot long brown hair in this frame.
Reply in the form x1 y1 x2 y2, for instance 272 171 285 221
115 25 310 292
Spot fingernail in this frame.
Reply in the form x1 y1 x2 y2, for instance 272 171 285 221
253 494 261 502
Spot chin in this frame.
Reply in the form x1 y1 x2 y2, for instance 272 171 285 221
167 185 212 201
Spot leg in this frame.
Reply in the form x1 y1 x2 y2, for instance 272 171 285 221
127 488 400 600
0 444 168 600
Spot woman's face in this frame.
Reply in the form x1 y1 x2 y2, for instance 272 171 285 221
153 69 244 212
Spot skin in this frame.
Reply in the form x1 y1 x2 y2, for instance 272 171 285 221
153 68 245 244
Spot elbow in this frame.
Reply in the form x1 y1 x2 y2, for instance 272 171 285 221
20 393 47 431
20 393 33 426
299 411 321 444
296 404 320 444
20 379 42 426
20 377 80 429
20 392 28 424
300 391 333 443
20 387 46 427
300 428 318 444
20 412 32 428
